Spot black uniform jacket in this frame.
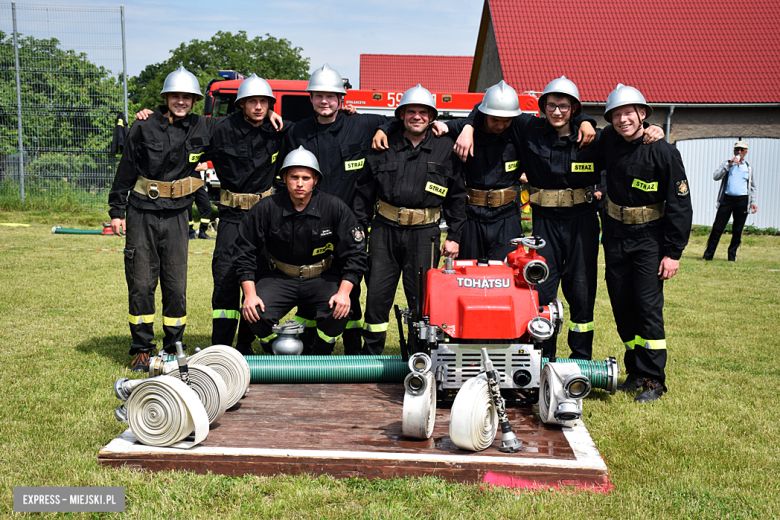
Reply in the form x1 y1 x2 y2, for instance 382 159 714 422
354 128 467 243
108 105 217 219
445 115 522 223
280 111 390 207
205 111 292 223
458 105 599 219
596 125 693 260
234 190 368 287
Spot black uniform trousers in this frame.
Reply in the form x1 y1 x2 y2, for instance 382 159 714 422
295 282 364 355
246 271 349 355
703 194 749 261
602 233 668 387
533 212 599 360
363 220 441 355
459 213 524 262
188 186 213 232
124 204 189 354
211 220 256 348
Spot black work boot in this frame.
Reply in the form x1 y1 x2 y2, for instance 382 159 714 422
617 373 643 391
235 344 254 356
131 351 150 373
635 379 665 403
188 226 197 240
198 227 215 240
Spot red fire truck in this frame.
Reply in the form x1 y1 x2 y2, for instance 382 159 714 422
202 70 539 195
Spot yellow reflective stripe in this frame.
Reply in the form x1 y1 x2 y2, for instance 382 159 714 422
129 313 154 325
200 218 210 224
569 321 594 332
317 328 341 344
293 315 317 328
345 319 364 330
363 322 389 332
163 315 187 326
624 339 635 350
259 333 277 342
213 309 240 320
635 336 667 350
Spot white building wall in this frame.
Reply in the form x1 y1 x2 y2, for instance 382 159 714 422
676 137 780 229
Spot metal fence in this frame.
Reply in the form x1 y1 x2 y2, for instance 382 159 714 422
0 2 126 211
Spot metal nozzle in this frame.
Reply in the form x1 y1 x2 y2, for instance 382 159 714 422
480 347 494 372
498 431 523 453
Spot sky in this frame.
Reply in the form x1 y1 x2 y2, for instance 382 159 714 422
17 0 485 88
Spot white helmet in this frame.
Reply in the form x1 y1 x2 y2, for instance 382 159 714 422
280 146 322 179
236 74 276 105
306 63 347 95
160 65 203 100
604 83 653 122
395 84 437 120
539 75 581 116
478 81 522 117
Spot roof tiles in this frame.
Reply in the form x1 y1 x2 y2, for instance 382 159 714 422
360 54 473 92
487 0 780 103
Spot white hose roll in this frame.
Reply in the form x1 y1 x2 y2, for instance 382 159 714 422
449 374 498 452
189 345 250 409
170 364 228 425
402 371 436 439
126 375 209 449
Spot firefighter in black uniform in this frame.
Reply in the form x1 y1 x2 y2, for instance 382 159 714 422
597 84 692 402
355 85 467 355
109 66 218 372
204 74 292 355
279 64 390 355
235 146 368 354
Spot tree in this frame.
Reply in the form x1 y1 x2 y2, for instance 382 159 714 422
129 31 310 115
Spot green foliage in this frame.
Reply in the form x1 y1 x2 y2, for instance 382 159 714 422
129 31 310 115
0 30 123 157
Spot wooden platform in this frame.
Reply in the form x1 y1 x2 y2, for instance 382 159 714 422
99 383 610 490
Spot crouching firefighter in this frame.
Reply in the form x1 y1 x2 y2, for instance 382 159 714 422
108 66 218 371
234 146 368 355
205 74 292 355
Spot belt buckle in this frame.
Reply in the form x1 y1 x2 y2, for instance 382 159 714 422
398 207 410 225
585 188 593 204
486 189 497 207
269 258 277 270
564 188 573 207
147 182 160 200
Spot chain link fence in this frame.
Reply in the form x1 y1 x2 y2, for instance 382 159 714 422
0 2 126 211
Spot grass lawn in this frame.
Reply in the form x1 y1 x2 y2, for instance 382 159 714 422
1 210 779 519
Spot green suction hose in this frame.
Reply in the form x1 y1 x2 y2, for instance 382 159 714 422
244 354 617 393
52 227 103 235
246 355 409 383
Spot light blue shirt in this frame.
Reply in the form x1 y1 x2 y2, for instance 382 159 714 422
725 162 749 196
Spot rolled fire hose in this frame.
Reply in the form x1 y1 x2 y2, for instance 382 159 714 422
449 374 498 452
170 364 228 425
125 375 209 448
246 355 408 384
402 371 436 439
189 345 250 409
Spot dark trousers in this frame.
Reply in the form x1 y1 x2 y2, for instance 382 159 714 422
602 233 668 387
459 213 524 261
124 205 189 354
295 282 364 355
703 195 749 261
211 220 255 347
363 220 441 355
245 271 349 355
533 212 599 360
188 187 213 231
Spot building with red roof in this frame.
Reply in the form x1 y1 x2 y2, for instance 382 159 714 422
360 54 473 92
469 0 780 143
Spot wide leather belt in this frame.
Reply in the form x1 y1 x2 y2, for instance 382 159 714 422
605 195 665 224
377 200 440 226
133 176 204 200
467 187 517 207
220 188 274 210
269 254 333 278
529 186 592 207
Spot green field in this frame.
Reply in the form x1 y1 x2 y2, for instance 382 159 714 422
1 210 779 519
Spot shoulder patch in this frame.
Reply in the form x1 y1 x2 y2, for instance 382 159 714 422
676 180 690 197
351 227 365 243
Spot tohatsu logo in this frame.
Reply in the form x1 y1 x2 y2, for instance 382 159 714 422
456 277 511 289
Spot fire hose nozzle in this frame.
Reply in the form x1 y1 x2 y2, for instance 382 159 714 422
175 341 191 387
